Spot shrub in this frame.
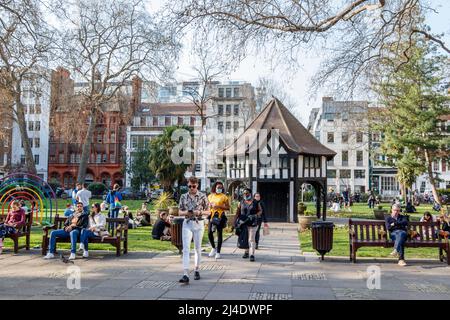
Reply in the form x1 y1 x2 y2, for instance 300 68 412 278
87 183 108 196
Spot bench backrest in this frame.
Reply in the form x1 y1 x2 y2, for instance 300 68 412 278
52 214 128 237
349 219 442 242
349 219 387 241
0 213 33 234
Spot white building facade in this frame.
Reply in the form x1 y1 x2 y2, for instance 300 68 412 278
11 70 51 180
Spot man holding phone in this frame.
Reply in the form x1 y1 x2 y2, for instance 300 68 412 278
178 177 210 284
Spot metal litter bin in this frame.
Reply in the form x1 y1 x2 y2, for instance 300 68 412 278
311 221 334 260
171 217 184 254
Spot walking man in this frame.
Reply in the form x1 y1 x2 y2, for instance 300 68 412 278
178 177 210 284
76 183 92 214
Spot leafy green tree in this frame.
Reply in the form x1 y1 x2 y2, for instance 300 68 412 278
372 41 450 204
127 142 155 192
148 125 192 191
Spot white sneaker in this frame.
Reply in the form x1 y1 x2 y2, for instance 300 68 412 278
69 253 76 260
209 248 217 257
78 243 85 251
390 250 399 258
44 253 55 259
398 259 407 266
82 250 89 258
215 252 221 259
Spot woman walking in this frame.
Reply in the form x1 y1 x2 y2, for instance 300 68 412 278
207 181 230 259
233 188 262 262
253 192 268 250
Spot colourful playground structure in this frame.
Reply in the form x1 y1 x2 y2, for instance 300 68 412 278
0 173 57 224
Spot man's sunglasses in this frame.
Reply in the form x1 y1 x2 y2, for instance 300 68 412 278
188 185 197 189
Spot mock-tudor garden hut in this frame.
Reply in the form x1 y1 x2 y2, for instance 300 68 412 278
222 98 336 222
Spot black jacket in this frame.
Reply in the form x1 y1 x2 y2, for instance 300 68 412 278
385 214 409 233
64 213 89 230
256 200 268 224
442 221 450 233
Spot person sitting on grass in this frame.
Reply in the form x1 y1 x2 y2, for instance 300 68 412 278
152 211 171 240
0 201 26 254
64 203 74 217
44 202 88 260
405 201 416 213
385 203 409 266
79 203 107 258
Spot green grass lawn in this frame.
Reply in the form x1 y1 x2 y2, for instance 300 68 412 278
302 202 436 221
299 226 443 260
2 224 232 253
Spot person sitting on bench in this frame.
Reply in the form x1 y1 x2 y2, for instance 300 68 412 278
44 202 89 261
0 201 26 254
385 204 409 266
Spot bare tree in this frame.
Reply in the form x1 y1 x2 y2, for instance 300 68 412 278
51 0 180 183
0 0 54 174
169 0 449 96
255 77 299 112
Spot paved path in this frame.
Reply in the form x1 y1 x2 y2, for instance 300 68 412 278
0 223 449 300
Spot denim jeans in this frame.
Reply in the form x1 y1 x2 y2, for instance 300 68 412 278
80 229 97 251
390 230 407 260
49 229 80 254
108 207 120 232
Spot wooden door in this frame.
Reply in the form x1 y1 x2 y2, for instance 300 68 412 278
258 182 289 222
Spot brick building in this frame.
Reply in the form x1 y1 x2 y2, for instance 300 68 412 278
48 68 141 188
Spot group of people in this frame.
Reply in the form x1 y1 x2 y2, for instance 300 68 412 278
177 176 268 284
385 204 450 266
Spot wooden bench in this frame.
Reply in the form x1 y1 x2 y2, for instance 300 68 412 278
349 219 449 265
41 214 128 256
0 213 33 253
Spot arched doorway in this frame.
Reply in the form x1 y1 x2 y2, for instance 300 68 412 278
100 172 111 188
63 172 75 189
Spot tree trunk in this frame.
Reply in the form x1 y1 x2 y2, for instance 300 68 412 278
77 109 97 183
15 93 36 174
424 149 442 205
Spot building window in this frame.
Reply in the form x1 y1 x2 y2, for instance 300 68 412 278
340 169 351 179
342 151 348 166
110 152 116 163
305 156 320 168
28 121 34 131
183 116 190 125
133 117 140 127
34 154 39 165
102 154 107 163
354 170 365 179
20 155 26 165
97 133 103 143
96 154 101 163
165 116 171 126
233 121 239 130
233 104 239 116
327 170 337 178
327 132 334 143
226 105 231 116
233 87 239 97
35 121 40 131
110 131 116 142
226 122 231 130
35 105 41 114
131 136 138 149
34 138 40 148
356 132 363 143
341 132 349 143
356 150 364 166
158 116 165 127
171 116 178 126
327 159 334 166
225 88 232 98
59 153 64 163
381 176 399 192
218 105 223 116
314 131 320 142
218 122 223 133
218 88 224 97
70 153 76 163
146 116 153 127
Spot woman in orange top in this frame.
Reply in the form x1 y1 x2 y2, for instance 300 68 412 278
207 181 230 259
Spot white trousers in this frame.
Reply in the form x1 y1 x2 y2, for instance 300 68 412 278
182 219 205 271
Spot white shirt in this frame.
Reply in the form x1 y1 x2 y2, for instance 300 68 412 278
88 213 106 235
76 189 92 206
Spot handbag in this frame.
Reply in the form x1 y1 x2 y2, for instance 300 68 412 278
211 212 221 226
